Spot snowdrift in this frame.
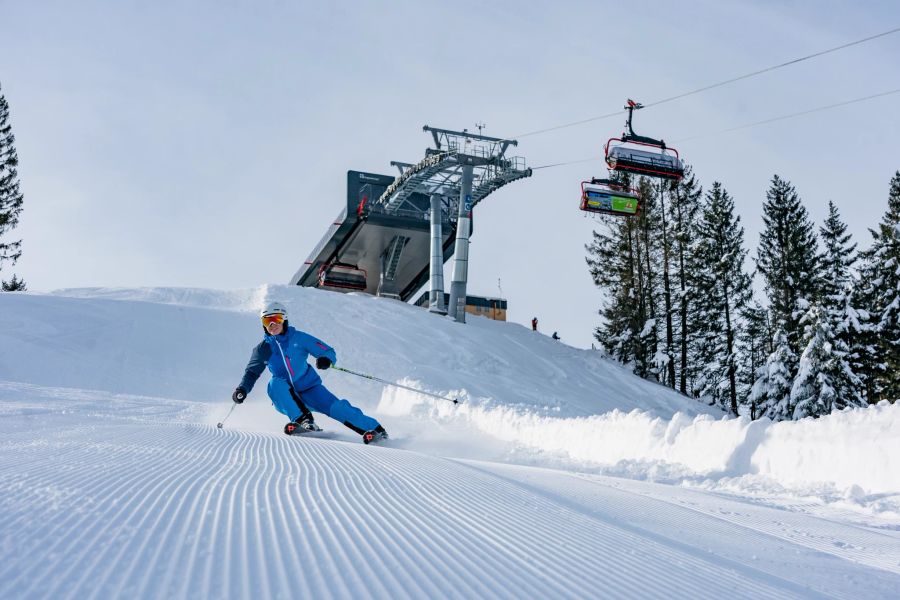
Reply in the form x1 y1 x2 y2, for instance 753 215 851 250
382 387 900 497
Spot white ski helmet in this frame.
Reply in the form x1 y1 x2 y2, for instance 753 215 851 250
260 301 288 319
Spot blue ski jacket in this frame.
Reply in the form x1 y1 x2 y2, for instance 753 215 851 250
239 324 337 393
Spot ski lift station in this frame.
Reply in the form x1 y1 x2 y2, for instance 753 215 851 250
291 126 532 323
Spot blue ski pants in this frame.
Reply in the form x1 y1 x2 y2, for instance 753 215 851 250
267 377 380 433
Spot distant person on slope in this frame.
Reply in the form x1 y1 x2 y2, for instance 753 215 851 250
231 301 388 444
532 317 538 331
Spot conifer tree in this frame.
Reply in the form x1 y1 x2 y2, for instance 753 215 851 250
635 177 663 380
851 251 883 402
756 175 820 357
587 214 639 364
809 201 864 409
690 182 752 414
819 201 856 306
657 178 677 388
587 175 665 380
752 326 796 421
738 301 771 418
0 82 25 290
863 172 900 401
667 166 702 394
791 304 864 418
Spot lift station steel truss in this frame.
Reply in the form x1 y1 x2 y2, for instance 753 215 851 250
293 126 531 322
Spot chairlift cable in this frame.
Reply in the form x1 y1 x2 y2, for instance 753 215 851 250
513 25 900 139
530 86 900 170
642 26 900 110
672 87 900 143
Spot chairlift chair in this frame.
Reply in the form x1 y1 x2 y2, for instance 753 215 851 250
580 178 641 217
605 99 684 181
317 262 368 292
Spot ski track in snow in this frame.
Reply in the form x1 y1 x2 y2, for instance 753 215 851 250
2 385 900 599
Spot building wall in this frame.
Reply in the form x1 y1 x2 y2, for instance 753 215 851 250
415 293 507 322
465 304 507 321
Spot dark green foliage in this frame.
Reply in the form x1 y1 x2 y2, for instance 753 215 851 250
586 174 663 380
791 303 864 418
860 172 900 401
754 326 796 421
667 167 703 394
0 82 25 290
738 302 771 419
588 164 899 417
755 175 820 358
1 273 25 291
690 182 753 415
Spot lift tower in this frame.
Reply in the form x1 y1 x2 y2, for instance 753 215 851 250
374 126 531 322
293 126 531 322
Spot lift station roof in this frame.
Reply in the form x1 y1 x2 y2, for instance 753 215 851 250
290 170 460 301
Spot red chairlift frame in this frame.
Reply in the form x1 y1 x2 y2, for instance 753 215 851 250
604 137 683 181
580 178 642 217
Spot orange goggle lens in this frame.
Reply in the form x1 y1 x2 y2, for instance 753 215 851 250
262 314 285 327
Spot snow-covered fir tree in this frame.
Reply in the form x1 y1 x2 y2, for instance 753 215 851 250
819 201 856 307
790 304 864 419
851 251 884 402
738 301 771 419
635 177 663 381
667 166 703 394
689 182 752 415
657 178 677 389
586 212 639 365
587 176 664 381
859 172 900 402
0 82 25 291
809 201 865 409
755 175 820 358
752 326 796 421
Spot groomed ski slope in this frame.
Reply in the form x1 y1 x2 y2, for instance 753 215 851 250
1 285 900 599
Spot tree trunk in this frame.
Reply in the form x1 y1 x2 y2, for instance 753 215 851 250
659 182 676 388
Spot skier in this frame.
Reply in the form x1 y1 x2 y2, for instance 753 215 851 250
231 301 388 444
531 317 538 331
552 331 560 341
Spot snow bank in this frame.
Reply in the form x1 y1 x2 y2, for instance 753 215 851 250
753 401 900 493
380 386 900 495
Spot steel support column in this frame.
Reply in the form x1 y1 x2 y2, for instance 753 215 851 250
448 165 473 323
428 194 447 314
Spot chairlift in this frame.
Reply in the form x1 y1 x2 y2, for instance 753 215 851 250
605 99 684 181
317 262 368 292
580 178 640 217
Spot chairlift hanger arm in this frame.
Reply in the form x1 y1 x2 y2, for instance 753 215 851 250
622 101 667 149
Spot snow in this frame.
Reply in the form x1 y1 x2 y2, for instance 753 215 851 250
2 285 899 598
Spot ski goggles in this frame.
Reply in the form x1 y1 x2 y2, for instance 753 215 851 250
261 314 285 327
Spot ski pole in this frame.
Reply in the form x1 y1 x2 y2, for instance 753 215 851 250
217 403 237 429
332 366 459 405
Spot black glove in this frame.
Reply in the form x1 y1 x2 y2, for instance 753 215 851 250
316 356 332 370
232 387 247 404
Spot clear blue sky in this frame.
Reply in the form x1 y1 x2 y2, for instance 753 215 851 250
2 0 899 347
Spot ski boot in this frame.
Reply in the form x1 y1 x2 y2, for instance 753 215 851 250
284 414 322 435
362 426 389 445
